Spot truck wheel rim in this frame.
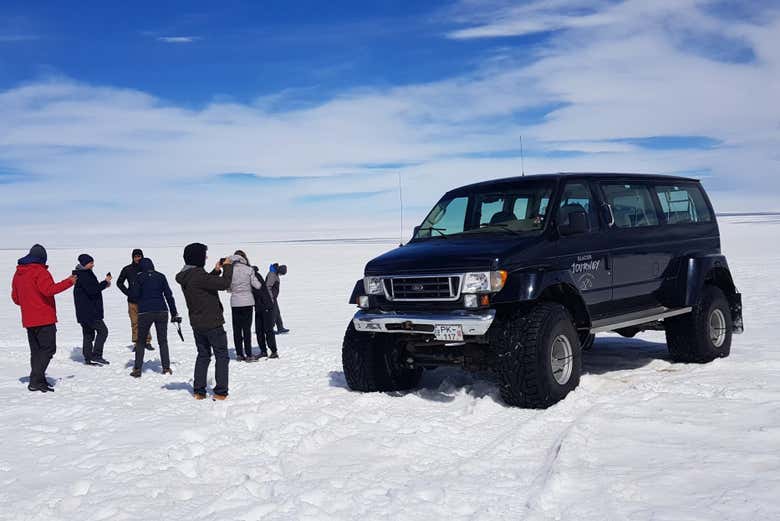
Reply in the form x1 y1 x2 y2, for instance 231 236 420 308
709 308 727 348
551 335 573 385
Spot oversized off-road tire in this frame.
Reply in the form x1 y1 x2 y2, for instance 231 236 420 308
665 285 732 363
579 332 595 351
489 303 582 408
342 323 423 392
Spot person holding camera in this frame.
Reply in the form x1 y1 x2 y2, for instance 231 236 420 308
252 265 278 359
228 250 262 361
129 257 180 377
73 254 112 366
176 243 234 400
266 263 289 334
11 244 77 393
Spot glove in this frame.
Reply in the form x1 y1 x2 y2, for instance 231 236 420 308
253 266 259 272
171 315 182 324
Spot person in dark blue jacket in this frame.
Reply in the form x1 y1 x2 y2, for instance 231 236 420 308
129 257 180 377
73 254 112 365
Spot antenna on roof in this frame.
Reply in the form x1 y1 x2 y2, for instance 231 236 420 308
520 135 526 177
398 171 404 246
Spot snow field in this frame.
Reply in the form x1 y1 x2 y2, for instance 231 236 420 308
0 218 778 520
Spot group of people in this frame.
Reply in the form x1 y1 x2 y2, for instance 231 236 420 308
10 243 288 400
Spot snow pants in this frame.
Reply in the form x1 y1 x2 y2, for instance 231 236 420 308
255 305 277 355
81 319 108 362
27 324 56 387
231 306 254 358
135 312 170 371
193 326 229 397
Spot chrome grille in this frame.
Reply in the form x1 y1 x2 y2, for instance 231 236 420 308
385 275 461 301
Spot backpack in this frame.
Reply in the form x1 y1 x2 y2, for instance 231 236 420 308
251 268 275 309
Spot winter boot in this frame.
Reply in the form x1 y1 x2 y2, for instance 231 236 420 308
94 357 110 365
194 392 207 400
269 351 279 359
145 343 155 351
27 383 47 393
162 368 173 375
213 394 228 401
130 368 142 378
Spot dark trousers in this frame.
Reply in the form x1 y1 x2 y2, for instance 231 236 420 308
231 306 254 358
135 312 170 371
193 326 229 396
255 306 277 354
27 324 57 386
81 319 108 361
273 300 285 330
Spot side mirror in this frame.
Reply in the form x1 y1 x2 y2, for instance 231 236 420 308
559 210 589 236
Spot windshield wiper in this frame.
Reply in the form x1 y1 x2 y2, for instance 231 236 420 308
416 226 449 238
478 223 524 235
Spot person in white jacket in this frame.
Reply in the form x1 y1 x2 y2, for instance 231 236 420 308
228 250 261 361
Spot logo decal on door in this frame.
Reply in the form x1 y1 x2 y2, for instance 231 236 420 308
570 254 601 291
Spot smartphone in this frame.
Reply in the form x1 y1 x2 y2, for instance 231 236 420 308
219 257 226 265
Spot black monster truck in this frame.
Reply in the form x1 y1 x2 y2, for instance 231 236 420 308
342 173 743 408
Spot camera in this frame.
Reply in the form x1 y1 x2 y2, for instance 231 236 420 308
219 257 226 265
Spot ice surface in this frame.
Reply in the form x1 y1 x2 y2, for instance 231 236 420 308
0 218 778 520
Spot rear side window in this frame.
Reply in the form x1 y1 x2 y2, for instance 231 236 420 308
654 184 713 224
601 183 660 228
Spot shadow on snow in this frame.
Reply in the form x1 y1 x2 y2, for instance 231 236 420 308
328 336 670 405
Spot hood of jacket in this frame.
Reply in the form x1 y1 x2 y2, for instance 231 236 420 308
175 265 198 287
140 258 155 272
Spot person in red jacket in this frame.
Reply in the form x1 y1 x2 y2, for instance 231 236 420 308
11 244 77 393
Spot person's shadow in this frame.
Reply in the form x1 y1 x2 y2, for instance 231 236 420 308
162 382 194 394
329 336 670 405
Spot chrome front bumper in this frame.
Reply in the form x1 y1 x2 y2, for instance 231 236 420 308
352 309 497 336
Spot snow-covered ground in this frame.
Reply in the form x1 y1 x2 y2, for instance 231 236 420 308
1 218 779 520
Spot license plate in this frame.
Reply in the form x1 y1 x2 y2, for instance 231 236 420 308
434 324 464 342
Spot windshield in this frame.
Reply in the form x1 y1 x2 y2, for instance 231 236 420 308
414 182 554 240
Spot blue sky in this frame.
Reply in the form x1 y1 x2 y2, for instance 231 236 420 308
1 0 779 245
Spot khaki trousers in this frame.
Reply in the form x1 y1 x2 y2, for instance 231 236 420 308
129 302 152 344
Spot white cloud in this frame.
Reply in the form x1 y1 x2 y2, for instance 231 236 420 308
156 36 200 43
1 1 779 245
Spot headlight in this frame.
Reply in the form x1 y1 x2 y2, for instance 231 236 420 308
363 276 384 295
462 270 507 294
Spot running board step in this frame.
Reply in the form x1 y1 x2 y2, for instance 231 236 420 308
590 306 692 334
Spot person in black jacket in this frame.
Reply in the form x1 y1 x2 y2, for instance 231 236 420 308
73 254 112 365
252 266 278 358
129 258 180 377
116 248 152 350
175 243 234 400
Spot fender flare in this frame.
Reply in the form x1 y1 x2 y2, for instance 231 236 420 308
493 269 591 329
674 255 737 307
348 279 364 304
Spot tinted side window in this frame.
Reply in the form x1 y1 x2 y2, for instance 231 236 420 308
601 183 660 228
558 182 599 231
655 184 713 224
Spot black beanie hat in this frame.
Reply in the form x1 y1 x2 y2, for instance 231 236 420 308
132 248 144 258
183 243 207 268
29 244 47 263
78 254 94 267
